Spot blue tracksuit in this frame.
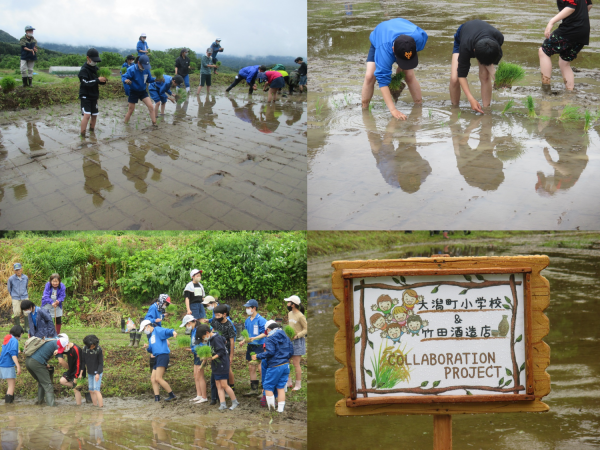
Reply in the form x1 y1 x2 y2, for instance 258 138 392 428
255 328 294 368
124 64 155 92
369 18 428 87
146 327 174 356
239 65 260 84
149 75 173 103
144 303 164 325
121 71 130 96
0 336 19 368
137 40 148 56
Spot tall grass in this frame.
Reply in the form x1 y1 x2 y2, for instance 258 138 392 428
494 62 526 89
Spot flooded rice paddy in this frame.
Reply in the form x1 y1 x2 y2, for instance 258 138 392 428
307 239 600 449
307 0 600 230
0 398 307 449
0 89 307 230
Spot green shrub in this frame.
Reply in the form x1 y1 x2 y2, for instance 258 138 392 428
1 76 17 93
494 62 525 89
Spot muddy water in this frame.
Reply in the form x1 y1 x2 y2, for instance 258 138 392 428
0 89 307 230
307 0 600 229
307 242 600 449
0 399 307 449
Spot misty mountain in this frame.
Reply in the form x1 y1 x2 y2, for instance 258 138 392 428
0 29 19 43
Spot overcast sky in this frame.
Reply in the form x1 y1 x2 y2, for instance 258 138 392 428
1 0 307 56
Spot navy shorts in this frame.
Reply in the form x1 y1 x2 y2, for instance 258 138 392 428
80 97 98 116
128 89 149 104
151 354 169 370
246 344 262 361
453 25 464 54
541 33 585 62
270 77 285 89
149 90 168 104
200 74 212 86
263 363 290 391
367 43 376 63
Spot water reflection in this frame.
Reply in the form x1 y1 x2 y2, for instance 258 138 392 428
259 104 281 134
197 94 217 129
363 106 432 192
122 139 163 194
26 122 44 152
82 149 113 207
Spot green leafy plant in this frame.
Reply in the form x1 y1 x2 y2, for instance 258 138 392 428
97 68 112 79
284 325 295 340
176 334 191 348
501 99 515 115
494 62 525 89
524 95 537 118
152 68 165 81
240 329 250 342
195 345 212 359
0 76 17 93
558 105 582 122
583 110 597 132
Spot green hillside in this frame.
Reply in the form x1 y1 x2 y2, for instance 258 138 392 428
0 29 19 43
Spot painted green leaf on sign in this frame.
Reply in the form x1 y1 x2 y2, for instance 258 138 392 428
368 340 374 349
475 275 484 280
520 362 525 372
421 381 428 387
372 379 377 388
354 324 360 332
431 286 439 294
459 289 468 295
392 277 401 285
504 296 512 304
354 336 360 345
365 369 373 377
466 390 473 395
504 380 512 386
506 368 512 376
432 380 441 387
400 276 406 283
503 304 511 309
515 335 522 343
463 275 472 281
499 377 504 386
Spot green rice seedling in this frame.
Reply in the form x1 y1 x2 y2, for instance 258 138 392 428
501 99 515 115
176 334 191 348
344 93 349 106
315 98 323 115
240 329 250 342
249 351 259 365
558 105 581 122
152 68 165 81
494 61 526 89
97 68 112 79
523 95 537 118
195 345 212 359
216 61 222 66
176 88 187 104
389 72 406 91
457 111 461 120
428 109 432 119
284 325 296 340
370 342 410 389
368 102 373 113
331 98 338 109
120 67 127 75
0 77 16 93
584 109 595 132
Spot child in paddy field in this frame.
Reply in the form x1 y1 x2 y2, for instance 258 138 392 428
252 322 294 412
196 324 239 411
41 273 66 335
121 55 135 97
57 337 86 406
184 269 206 321
207 305 236 402
197 48 217 95
137 34 149 56
450 19 504 114
175 48 192 93
1 325 23 404
285 295 306 391
82 335 104 407
149 72 184 117
238 299 267 396
141 319 177 402
78 48 107 136
123 55 157 126
362 19 427 120
259 71 285 102
225 65 268 95
539 0 592 92
181 315 208 403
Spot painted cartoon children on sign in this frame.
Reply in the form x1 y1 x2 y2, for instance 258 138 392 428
352 272 529 399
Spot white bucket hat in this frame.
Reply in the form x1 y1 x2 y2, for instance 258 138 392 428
284 295 301 305
180 314 196 328
139 319 152 333
202 295 216 305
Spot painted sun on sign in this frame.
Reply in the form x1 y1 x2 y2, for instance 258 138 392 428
351 272 531 401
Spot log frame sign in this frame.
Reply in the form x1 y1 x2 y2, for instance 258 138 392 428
332 256 550 416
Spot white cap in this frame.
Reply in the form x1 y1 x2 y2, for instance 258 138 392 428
180 314 196 328
284 295 301 305
190 269 202 278
140 33 147 37
56 334 69 353
139 319 152 333
265 320 277 329
202 295 216 305
216 38 222 41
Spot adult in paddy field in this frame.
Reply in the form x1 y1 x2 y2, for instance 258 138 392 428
7 263 29 334
210 38 224 74
361 18 428 120
41 273 66 335
450 19 504 114
137 33 149 56
78 49 107 136
20 25 38 88
539 0 592 92
258 70 286 102
225 65 268 95
123 55 157 126
184 269 206 321
175 48 192 93
25 334 69 407
20 299 56 339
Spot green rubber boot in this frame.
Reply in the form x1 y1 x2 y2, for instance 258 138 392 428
22 315 29 334
133 333 142 348
13 316 19 327
35 386 45 405
128 331 136 347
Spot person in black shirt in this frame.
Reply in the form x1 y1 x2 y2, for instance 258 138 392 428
78 48 107 136
449 20 503 114
175 48 192 94
58 339 86 405
539 0 593 91
295 57 307 93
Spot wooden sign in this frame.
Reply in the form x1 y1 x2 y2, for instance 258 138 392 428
333 256 550 416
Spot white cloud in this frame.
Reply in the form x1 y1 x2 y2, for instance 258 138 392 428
1 0 307 56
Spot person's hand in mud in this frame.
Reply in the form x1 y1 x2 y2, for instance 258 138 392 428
391 109 407 120
168 96 176 104
468 97 484 114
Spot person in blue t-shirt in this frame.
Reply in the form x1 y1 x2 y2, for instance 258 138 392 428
141 319 177 402
149 73 184 116
362 18 428 120
210 39 224 74
137 34 149 56
1 325 23 404
238 299 267 396
123 55 157 126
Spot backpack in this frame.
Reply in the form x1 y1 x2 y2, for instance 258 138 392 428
23 336 49 357
289 70 300 87
271 64 286 71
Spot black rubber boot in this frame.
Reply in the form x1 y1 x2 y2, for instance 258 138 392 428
133 333 142 348
128 331 136 347
28 78 33 87
244 380 259 396
164 392 177 402
22 77 28 87
35 386 45 405
85 392 93 404
7 394 14 404
45 390 56 407
121 318 126 333
4 394 8 403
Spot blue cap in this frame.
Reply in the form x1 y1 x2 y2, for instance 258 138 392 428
244 299 258 308
139 55 151 70
14 263 22 270
257 73 267 83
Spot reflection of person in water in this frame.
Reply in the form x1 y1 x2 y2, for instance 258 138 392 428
284 105 303 126
450 112 507 191
535 127 589 196
362 105 432 192
257 104 281 133
122 139 162 194
26 122 44 152
197 94 217 130
1 415 23 450
89 411 104 445
227 97 257 125
82 150 114 207
345 2 353 15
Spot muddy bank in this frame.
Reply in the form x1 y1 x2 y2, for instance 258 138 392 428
0 91 307 230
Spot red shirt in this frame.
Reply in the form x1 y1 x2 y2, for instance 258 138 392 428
265 71 282 83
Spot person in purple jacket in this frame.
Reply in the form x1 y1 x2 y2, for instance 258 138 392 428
41 273 66 335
